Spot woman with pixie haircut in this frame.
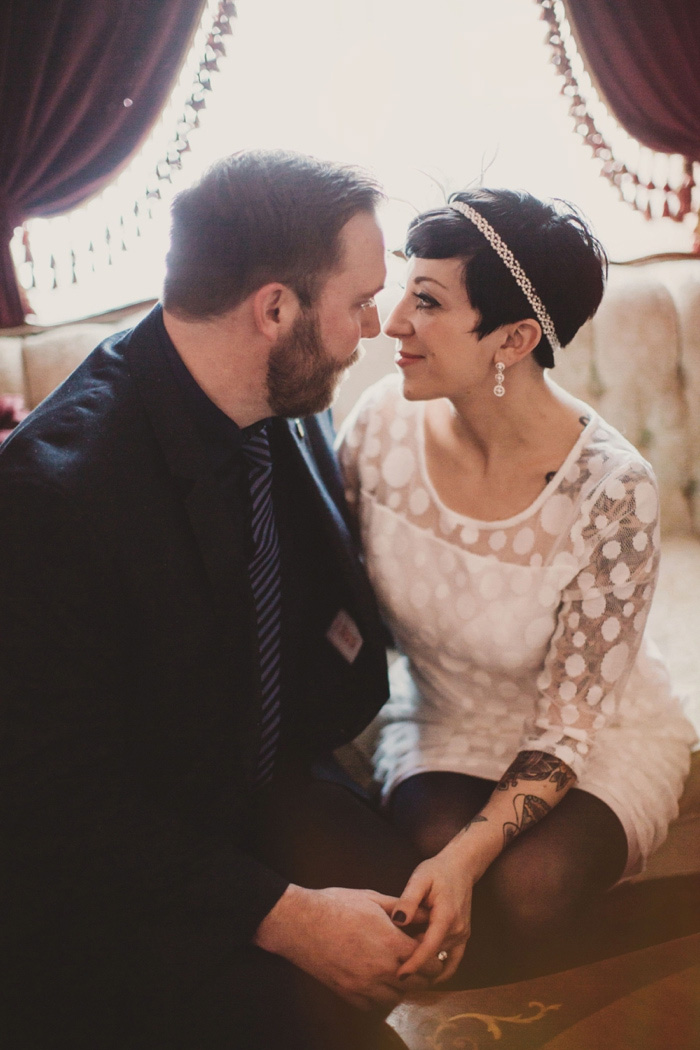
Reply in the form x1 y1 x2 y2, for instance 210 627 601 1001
337 188 697 984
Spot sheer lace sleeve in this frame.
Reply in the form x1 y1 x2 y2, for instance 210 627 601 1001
519 462 661 777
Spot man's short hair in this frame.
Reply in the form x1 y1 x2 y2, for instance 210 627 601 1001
162 149 384 319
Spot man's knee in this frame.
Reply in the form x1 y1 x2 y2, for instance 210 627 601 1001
254 770 420 894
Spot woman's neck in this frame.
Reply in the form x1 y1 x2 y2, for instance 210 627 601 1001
445 368 571 463
423 370 590 521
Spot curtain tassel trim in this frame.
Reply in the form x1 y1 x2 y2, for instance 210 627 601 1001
17 2 238 297
536 0 698 241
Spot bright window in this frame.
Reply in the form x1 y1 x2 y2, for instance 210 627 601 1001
16 0 693 324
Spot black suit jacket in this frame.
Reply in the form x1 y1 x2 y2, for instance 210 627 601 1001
0 307 389 1035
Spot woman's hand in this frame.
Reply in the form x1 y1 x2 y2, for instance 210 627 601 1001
391 751 577 984
391 843 477 983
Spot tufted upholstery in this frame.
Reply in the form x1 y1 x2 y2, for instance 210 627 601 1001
554 263 700 539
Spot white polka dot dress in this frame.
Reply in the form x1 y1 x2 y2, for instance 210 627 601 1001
337 375 697 876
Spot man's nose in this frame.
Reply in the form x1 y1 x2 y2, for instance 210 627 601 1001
361 303 381 339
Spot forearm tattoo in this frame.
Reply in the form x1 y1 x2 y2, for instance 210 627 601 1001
496 750 576 793
458 814 488 837
503 793 551 846
455 754 573 848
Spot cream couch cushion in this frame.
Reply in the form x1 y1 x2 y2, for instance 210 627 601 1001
0 303 153 412
554 264 699 537
0 337 25 397
647 536 700 713
22 325 124 410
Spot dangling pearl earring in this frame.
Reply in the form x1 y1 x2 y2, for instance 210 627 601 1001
494 361 505 398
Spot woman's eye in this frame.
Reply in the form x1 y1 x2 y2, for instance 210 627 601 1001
359 297 376 310
414 292 439 309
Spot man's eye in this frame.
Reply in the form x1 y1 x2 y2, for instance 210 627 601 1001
415 292 439 309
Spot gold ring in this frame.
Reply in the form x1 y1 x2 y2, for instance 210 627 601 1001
437 950 449 963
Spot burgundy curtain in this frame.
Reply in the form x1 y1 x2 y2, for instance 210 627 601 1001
564 0 700 159
0 0 208 327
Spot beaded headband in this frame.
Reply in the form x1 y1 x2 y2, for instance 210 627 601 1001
449 200 562 355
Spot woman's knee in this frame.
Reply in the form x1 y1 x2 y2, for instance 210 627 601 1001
388 772 494 859
482 839 585 940
480 789 628 938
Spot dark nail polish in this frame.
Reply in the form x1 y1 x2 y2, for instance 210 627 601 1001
393 910 407 924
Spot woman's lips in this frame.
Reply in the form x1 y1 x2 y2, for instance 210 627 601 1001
395 349 424 368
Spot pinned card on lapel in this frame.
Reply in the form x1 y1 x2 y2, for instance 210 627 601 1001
326 609 363 664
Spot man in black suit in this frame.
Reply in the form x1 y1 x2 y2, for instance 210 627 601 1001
0 151 434 1049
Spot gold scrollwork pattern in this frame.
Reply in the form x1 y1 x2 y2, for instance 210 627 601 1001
431 999 561 1049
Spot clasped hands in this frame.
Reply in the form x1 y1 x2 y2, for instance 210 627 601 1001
254 848 473 1010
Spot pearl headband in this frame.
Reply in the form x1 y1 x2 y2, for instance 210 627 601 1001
450 200 562 355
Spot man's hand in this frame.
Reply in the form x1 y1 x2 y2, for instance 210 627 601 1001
253 883 441 1010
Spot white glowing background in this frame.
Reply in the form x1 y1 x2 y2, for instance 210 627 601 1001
17 0 693 323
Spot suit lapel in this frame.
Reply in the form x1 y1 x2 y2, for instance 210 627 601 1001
279 415 383 626
183 471 250 620
125 309 250 620
283 418 353 549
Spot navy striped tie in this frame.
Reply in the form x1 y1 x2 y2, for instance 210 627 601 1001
242 423 282 786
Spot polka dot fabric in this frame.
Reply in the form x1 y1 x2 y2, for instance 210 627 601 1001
337 375 697 876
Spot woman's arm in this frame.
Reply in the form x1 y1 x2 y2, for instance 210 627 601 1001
391 750 575 981
454 750 576 868
395 461 661 981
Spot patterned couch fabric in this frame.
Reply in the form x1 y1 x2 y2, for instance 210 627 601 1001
389 932 700 1049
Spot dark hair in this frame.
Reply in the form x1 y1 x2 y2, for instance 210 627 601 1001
405 188 608 367
162 149 384 319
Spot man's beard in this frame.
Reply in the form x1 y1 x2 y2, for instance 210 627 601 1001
266 308 362 418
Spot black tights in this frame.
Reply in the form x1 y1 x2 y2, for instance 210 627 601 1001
388 771 629 986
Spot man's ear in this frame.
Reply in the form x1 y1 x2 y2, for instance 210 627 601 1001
252 283 301 342
498 318 542 365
